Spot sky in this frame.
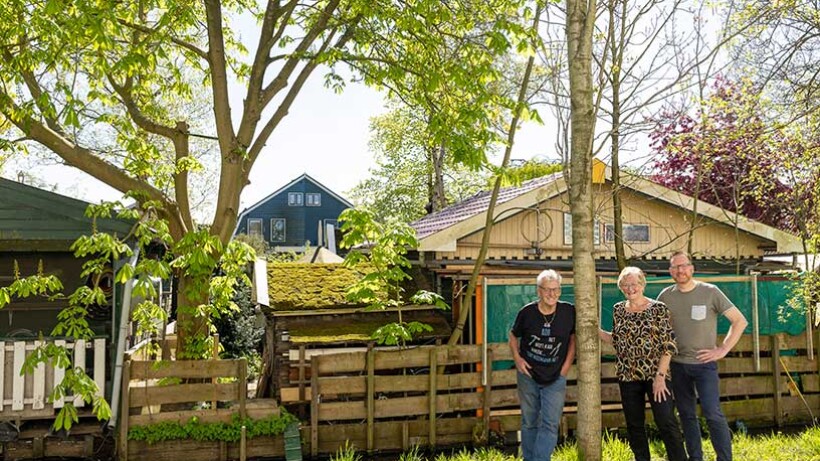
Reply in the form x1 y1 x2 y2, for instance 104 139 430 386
3 74 557 216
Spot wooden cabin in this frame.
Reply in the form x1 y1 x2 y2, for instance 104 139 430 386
411 160 803 344
0 178 140 424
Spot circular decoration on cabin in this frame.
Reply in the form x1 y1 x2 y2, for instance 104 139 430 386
519 208 553 248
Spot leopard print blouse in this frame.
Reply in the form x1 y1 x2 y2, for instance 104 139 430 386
611 299 677 382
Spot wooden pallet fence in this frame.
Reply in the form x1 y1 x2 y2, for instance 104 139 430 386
0 338 106 421
121 357 258 461
302 331 820 455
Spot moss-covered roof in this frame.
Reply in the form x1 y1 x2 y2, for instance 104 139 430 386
267 262 370 311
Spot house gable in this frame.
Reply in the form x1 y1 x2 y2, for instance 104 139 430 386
235 174 353 248
415 161 800 261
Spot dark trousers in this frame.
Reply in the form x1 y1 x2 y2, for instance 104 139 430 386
618 380 687 461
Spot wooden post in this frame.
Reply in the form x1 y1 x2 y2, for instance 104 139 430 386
212 334 220 411
366 344 376 452
33 437 43 458
772 335 783 426
298 345 307 401
482 349 494 444
238 358 247 420
428 347 437 447
240 425 247 461
119 359 131 461
402 422 409 451
219 441 227 461
310 355 319 457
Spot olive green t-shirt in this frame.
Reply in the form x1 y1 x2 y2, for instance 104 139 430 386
658 282 735 364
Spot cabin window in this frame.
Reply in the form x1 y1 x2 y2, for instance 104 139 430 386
563 213 600 245
248 218 263 238
604 223 650 243
271 218 286 242
288 192 303 206
306 193 321 207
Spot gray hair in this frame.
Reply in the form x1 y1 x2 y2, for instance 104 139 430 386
617 266 646 287
537 269 562 286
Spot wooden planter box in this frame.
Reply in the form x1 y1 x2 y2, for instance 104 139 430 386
127 434 289 461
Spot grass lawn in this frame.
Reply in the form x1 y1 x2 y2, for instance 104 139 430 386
330 426 820 461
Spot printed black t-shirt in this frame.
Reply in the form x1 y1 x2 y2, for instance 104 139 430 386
510 300 576 385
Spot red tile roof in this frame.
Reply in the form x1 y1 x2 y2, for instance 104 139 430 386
411 173 561 239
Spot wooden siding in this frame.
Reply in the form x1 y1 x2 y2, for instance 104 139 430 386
445 181 773 261
236 177 349 247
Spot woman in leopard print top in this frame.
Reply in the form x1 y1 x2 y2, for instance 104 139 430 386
600 267 687 461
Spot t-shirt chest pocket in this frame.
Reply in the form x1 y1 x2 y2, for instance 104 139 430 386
691 304 707 321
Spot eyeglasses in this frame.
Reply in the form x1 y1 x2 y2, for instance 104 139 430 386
538 286 561 294
670 263 693 271
619 283 642 290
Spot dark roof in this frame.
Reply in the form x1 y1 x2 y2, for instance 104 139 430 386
0 177 134 251
412 173 561 239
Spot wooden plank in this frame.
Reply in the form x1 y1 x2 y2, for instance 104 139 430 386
129 382 239 408
129 360 240 380
12 341 25 411
310 355 318 458
53 340 66 409
238 357 247 420
315 344 485 374
482 349 493 443
366 346 375 452
428 347 437 447
298 345 306 401
74 339 86 408
32 340 45 410
130 408 242 426
318 370 487 396
120 360 131 461
0 341 5 411
804 374 819 393
94 338 106 398
772 335 783 426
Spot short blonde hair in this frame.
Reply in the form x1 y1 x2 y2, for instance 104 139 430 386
617 266 646 288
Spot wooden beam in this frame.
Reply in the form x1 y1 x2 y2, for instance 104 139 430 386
428 347 437 447
772 334 782 426
366 345 375 452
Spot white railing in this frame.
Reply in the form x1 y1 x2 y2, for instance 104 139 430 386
0 338 106 416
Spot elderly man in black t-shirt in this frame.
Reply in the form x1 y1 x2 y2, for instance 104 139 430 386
508 269 576 461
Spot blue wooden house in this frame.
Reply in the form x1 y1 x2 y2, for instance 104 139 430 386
234 174 352 251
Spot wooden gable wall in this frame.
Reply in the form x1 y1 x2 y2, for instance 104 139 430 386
443 181 775 261
236 177 350 248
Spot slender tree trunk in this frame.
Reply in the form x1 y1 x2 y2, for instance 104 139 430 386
432 143 447 211
447 6 542 346
567 0 601 458
608 0 627 272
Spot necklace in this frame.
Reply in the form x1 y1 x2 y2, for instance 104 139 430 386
542 309 557 327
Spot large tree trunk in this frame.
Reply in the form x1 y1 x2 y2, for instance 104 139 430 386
174 274 212 359
566 0 601 459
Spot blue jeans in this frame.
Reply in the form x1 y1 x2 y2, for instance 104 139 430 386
670 361 733 461
517 372 567 461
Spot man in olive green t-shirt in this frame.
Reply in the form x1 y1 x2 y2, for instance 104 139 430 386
658 251 748 461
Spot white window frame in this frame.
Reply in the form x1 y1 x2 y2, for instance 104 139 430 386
271 218 286 242
563 213 600 245
288 192 303 206
306 192 321 207
604 223 650 243
248 218 263 238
